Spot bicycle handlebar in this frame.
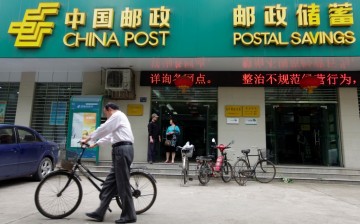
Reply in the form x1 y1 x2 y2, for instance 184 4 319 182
80 143 90 149
176 145 194 151
74 141 90 161
215 140 234 150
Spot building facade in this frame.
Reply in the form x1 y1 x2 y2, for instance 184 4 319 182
1 0 360 168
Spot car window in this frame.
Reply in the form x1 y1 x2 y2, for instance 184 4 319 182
0 128 15 144
18 129 39 143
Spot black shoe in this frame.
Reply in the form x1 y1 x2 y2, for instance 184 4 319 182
86 212 104 222
115 218 136 223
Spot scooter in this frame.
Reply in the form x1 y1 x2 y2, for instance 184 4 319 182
195 138 233 185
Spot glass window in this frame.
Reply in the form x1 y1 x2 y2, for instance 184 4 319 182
31 82 82 148
18 129 38 143
0 128 14 144
0 82 20 124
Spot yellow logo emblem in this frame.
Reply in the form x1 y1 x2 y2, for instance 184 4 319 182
8 2 60 48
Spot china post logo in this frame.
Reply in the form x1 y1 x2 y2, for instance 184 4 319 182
8 2 60 48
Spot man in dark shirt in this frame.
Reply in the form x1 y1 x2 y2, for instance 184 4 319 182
147 113 161 164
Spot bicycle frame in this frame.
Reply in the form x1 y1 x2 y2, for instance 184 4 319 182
241 151 262 175
196 158 213 173
181 153 189 170
62 147 156 194
204 150 230 174
60 147 104 193
220 151 229 168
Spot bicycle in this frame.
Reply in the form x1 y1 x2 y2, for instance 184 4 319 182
176 141 195 186
34 143 157 219
233 148 276 186
196 139 233 185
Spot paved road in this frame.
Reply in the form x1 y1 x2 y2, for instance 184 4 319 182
0 177 360 224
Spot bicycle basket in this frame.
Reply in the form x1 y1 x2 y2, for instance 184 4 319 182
260 149 267 159
60 159 74 170
60 150 78 170
182 146 194 158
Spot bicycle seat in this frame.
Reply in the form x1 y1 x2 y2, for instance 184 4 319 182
196 155 214 162
241 149 251 154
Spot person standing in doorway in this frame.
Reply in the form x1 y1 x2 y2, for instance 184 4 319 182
164 118 180 164
81 102 137 223
148 113 161 164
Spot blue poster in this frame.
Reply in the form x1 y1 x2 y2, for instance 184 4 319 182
50 101 67 125
0 101 7 123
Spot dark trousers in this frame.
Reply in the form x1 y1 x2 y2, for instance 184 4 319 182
147 141 157 162
94 144 136 220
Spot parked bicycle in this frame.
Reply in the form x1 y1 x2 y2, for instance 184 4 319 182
176 141 195 185
34 143 157 219
196 139 233 185
233 148 276 186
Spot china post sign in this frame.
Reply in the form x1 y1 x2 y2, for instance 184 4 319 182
1 0 359 58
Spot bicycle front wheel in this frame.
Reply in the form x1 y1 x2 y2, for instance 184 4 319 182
233 159 249 186
116 171 157 214
220 161 233 183
254 160 276 183
182 168 188 185
181 156 188 185
34 171 83 219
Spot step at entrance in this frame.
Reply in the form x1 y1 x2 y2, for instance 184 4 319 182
80 161 360 184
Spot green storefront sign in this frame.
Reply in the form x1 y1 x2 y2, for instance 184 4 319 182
0 0 358 58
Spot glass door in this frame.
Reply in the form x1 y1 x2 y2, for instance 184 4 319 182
266 104 340 166
151 87 218 162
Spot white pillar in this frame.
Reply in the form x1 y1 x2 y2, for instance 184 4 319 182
15 72 36 126
338 87 360 168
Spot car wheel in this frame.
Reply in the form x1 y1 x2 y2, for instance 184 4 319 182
33 157 53 181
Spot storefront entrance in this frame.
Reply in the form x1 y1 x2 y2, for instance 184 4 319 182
150 87 218 162
265 88 341 166
265 87 342 166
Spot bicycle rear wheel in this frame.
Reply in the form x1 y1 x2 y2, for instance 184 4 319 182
254 160 276 183
233 159 249 186
116 171 157 214
220 161 233 183
34 171 82 219
198 163 211 185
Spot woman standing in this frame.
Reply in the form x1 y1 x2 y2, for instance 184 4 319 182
164 118 180 164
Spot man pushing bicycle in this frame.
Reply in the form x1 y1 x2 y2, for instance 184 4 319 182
81 102 137 223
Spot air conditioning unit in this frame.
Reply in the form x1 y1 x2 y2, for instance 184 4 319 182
105 69 133 91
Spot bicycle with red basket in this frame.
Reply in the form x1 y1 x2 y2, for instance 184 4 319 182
195 138 233 185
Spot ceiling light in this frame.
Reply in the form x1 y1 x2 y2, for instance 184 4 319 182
152 90 161 98
166 103 173 111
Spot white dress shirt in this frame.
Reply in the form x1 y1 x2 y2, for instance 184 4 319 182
90 110 134 145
